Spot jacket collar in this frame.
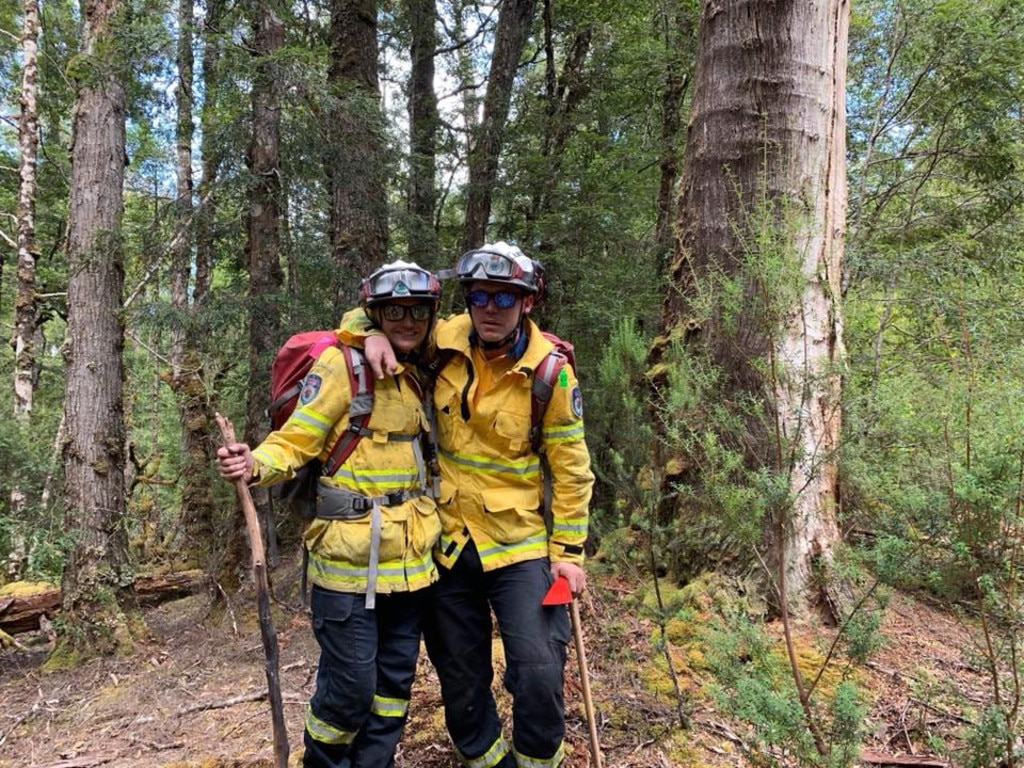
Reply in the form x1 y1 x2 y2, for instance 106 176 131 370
438 314 555 373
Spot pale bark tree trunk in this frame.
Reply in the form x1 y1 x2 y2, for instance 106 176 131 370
60 0 130 649
8 0 41 579
195 0 223 309
169 0 194 382
325 0 387 302
655 0 849 616
462 0 537 250
407 0 438 266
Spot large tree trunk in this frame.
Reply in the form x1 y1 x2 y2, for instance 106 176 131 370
244 0 285 449
654 0 695 265
325 0 387 301
168 0 217 565
60 0 130 651
9 0 41 574
655 0 848 616
462 0 538 250
406 0 438 267
237 0 286 581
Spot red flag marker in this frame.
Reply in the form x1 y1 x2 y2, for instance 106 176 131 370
542 575 573 605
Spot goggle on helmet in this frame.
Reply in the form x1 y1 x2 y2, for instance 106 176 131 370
360 260 442 308
456 242 542 294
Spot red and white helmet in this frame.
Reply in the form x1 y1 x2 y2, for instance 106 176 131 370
360 260 441 308
455 242 543 295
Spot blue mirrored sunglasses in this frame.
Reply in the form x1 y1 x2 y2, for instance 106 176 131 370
466 290 520 309
380 303 433 321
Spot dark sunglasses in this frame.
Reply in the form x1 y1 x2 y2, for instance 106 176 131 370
466 290 520 309
380 303 433 322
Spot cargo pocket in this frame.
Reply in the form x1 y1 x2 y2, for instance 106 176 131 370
376 503 410 563
407 496 442 558
480 487 543 543
493 410 530 454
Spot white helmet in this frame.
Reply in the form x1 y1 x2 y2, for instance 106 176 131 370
455 242 543 294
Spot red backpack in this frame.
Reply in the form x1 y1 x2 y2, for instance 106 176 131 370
267 330 376 514
529 332 576 452
269 331 342 430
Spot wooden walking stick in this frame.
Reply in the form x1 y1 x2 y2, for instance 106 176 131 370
543 576 603 767
215 412 289 768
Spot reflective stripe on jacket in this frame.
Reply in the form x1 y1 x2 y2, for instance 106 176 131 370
251 341 441 594
430 314 592 571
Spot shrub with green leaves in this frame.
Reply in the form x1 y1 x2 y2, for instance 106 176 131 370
703 610 867 767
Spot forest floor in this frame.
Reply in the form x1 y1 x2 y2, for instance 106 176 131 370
0 549 1000 768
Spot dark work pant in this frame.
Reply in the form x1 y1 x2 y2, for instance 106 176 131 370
422 541 570 767
303 586 424 768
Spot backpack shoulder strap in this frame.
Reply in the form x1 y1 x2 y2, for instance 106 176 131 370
322 345 376 477
421 348 457 384
529 350 567 453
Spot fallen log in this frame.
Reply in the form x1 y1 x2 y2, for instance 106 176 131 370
0 581 61 635
0 570 206 636
133 570 208 605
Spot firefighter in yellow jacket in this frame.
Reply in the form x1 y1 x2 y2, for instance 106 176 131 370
340 242 594 768
216 261 443 768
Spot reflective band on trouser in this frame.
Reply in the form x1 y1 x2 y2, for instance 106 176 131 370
305 703 357 746
366 498 382 609
475 532 549 568
514 742 566 768
457 735 509 768
370 694 409 719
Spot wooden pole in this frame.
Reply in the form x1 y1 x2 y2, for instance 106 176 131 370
569 600 602 768
215 413 289 768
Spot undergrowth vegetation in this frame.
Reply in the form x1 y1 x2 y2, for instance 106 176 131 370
590 262 1024 767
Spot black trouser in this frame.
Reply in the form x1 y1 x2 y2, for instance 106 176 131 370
423 541 570 768
303 587 424 768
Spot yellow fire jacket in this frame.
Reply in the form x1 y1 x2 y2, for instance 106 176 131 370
340 310 593 572
250 339 440 595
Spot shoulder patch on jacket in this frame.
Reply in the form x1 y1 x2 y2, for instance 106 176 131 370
571 385 583 418
299 374 322 405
